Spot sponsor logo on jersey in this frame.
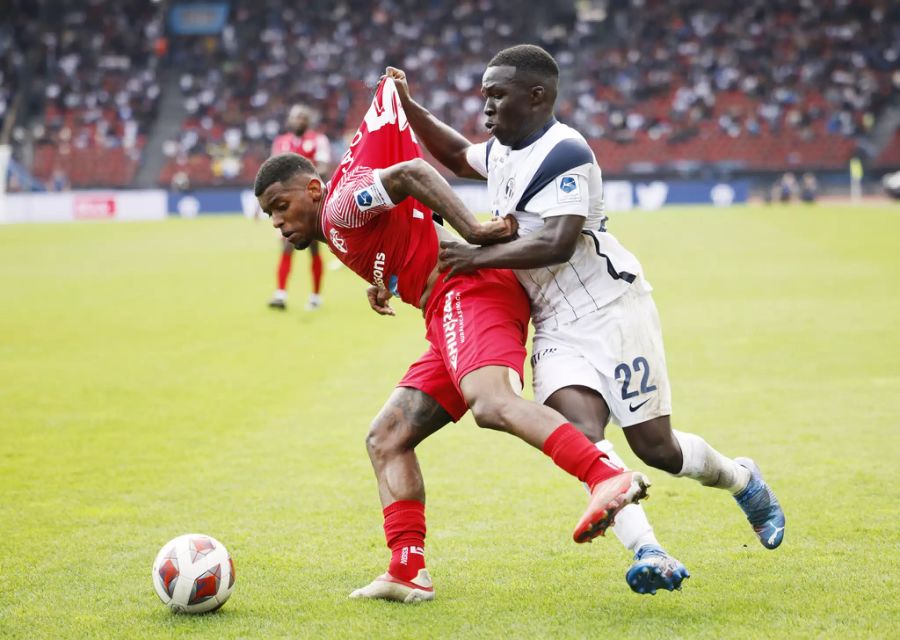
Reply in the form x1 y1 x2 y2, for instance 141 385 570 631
556 174 581 203
443 290 465 370
329 228 348 253
372 252 387 288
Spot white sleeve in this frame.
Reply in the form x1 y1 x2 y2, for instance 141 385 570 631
465 142 490 178
523 164 592 219
370 169 397 208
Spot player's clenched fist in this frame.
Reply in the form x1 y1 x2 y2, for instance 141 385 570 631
467 214 518 246
385 67 410 102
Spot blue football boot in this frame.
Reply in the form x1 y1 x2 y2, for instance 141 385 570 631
626 544 690 595
734 457 785 549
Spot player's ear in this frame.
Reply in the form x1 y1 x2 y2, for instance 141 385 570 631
530 85 545 105
306 176 324 200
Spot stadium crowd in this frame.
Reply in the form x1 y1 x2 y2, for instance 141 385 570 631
0 1 33 137
158 0 546 186
5 0 899 188
9 0 166 188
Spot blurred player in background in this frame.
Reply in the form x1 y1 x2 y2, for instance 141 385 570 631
771 172 798 204
268 104 332 311
800 172 818 204
255 78 651 603
382 45 785 593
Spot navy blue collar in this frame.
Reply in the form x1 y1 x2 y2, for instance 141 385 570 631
510 117 557 150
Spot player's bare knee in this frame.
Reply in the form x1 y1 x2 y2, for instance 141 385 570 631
468 394 515 431
365 415 410 461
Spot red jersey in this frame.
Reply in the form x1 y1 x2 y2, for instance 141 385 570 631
320 79 438 306
271 130 332 165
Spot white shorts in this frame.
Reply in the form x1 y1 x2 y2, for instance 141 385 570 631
531 282 672 428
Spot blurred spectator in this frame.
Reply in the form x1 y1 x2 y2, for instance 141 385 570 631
170 170 190 192
772 173 799 203
48 166 69 191
800 172 819 203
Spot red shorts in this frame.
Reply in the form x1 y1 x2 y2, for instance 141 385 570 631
397 269 530 421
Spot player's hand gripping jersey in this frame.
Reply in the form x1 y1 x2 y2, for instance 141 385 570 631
320 79 438 305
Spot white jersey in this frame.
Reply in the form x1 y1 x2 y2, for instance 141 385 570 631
466 119 645 329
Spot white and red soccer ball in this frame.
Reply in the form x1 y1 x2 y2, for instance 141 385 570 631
152 534 235 613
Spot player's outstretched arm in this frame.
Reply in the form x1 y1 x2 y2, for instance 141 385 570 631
380 158 516 245
438 215 584 276
385 67 483 180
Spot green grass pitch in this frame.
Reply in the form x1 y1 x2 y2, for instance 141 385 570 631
1 204 898 639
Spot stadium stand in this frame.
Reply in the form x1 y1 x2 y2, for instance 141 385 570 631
7 0 899 189
15 0 165 188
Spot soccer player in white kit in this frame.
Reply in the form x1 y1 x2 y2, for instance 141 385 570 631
382 46 785 593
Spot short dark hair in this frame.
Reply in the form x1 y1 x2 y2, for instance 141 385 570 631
254 153 316 196
488 44 559 83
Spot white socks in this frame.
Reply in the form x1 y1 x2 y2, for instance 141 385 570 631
672 430 750 494
595 440 658 553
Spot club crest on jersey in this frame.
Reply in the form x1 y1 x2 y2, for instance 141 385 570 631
556 174 581 203
329 228 348 253
504 177 516 202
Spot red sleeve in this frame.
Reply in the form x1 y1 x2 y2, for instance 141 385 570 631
325 166 395 229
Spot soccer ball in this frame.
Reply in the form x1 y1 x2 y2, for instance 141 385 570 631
152 534 235 613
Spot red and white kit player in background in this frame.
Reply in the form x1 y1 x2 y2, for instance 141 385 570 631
268 104 332 311
254 78 651 603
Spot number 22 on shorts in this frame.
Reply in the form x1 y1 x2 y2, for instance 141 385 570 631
614 356 657 400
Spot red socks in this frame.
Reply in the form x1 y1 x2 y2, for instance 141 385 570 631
383 500 426 582
277 250 292 290
542 423 623 490
278 251 323 295
311 253 323 294
379 428 617 582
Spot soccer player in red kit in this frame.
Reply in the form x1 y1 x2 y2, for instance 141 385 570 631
268 104 332 311
255 79 650 603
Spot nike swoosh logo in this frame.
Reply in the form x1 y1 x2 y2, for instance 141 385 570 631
629 398 651 412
